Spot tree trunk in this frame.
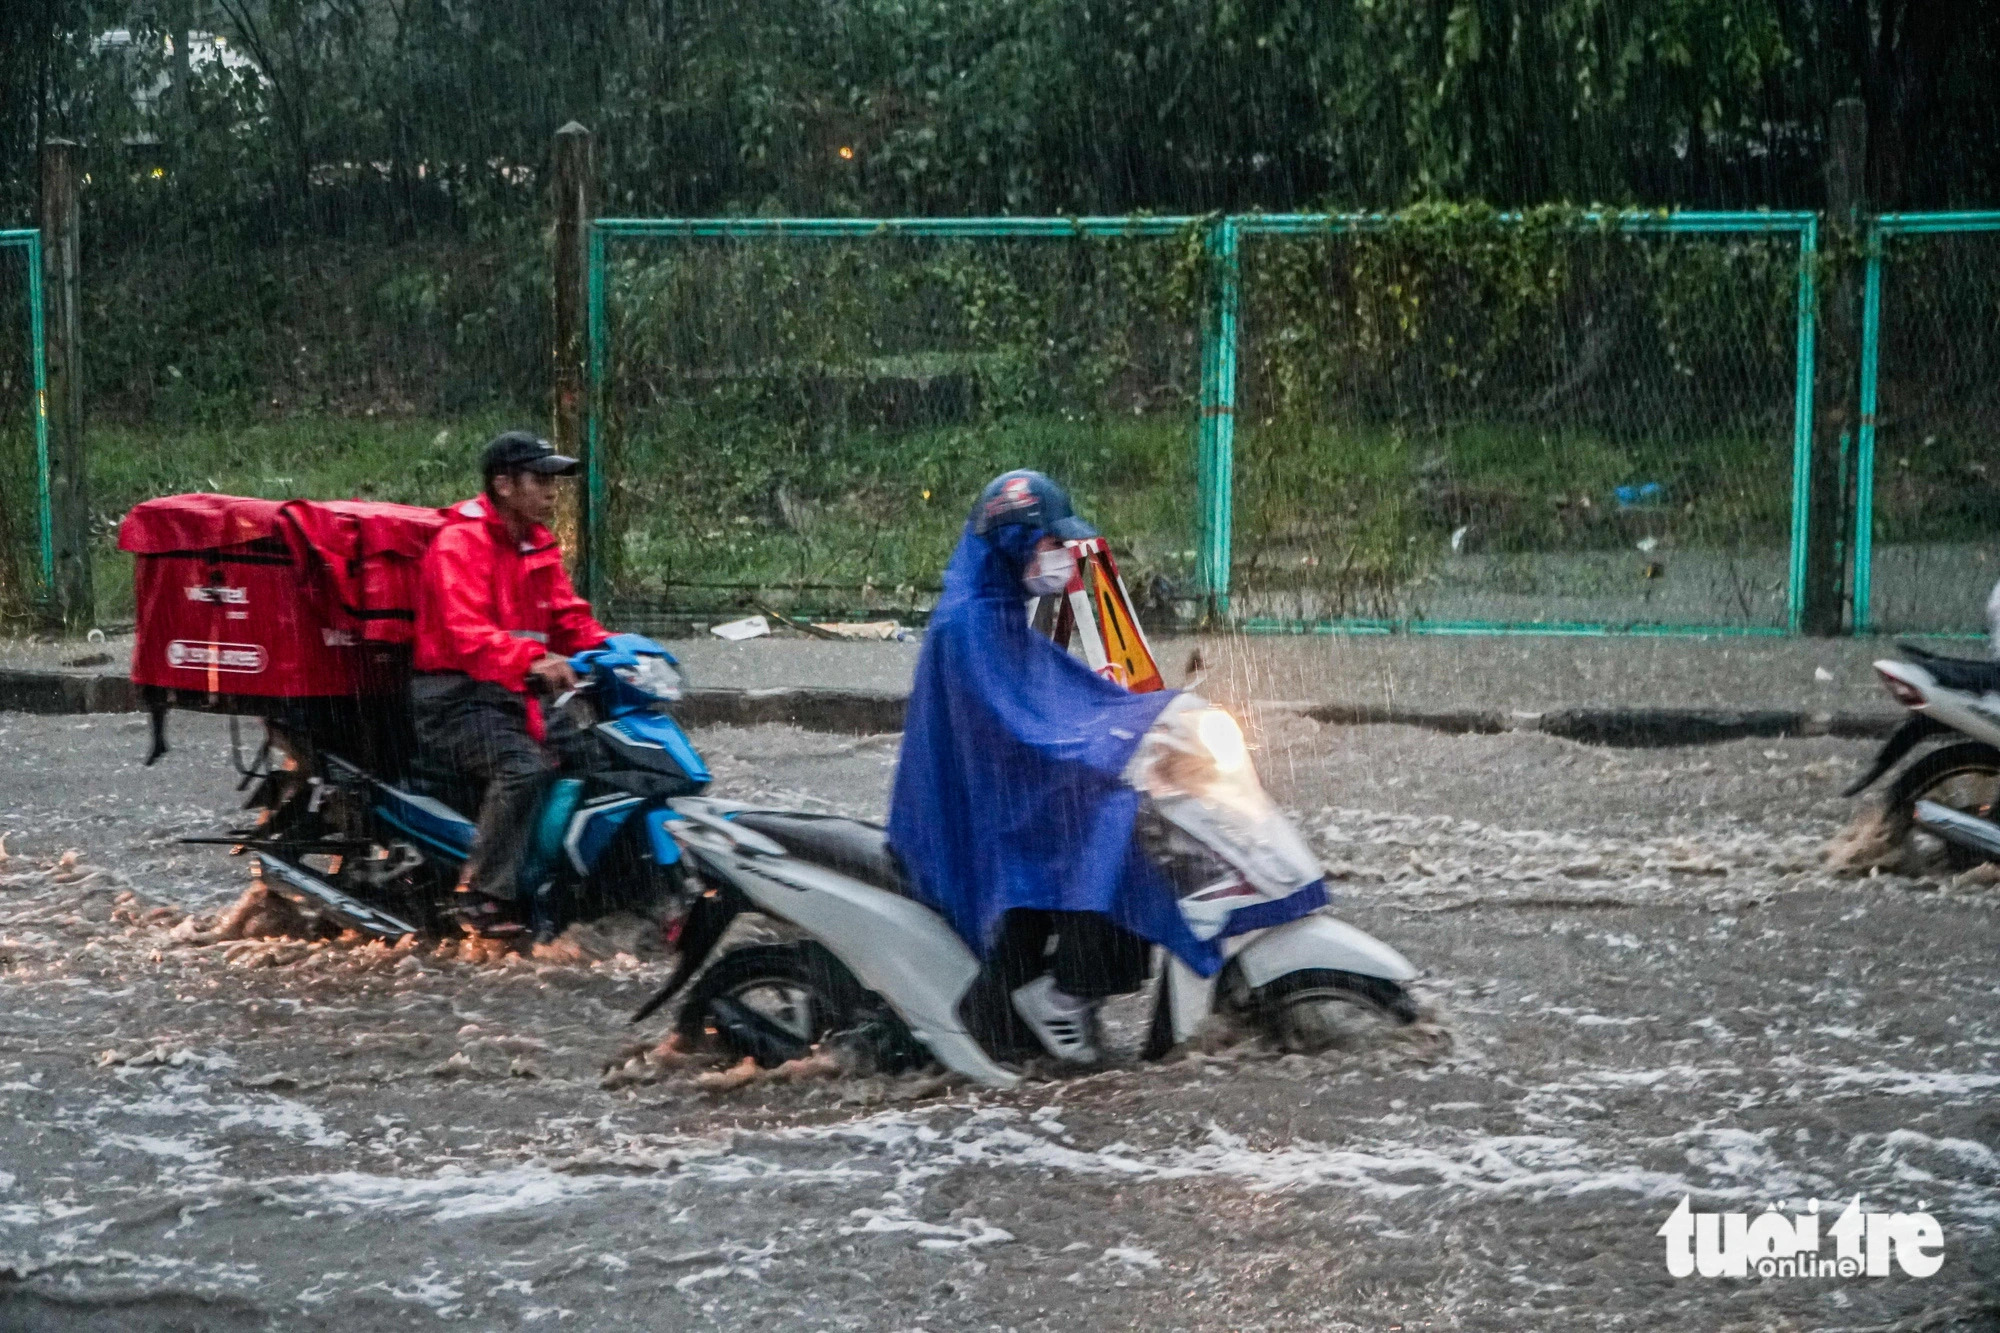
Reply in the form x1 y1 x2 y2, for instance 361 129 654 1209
1802 98 1867 636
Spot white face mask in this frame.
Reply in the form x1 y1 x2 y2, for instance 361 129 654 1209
1023 545 1077 596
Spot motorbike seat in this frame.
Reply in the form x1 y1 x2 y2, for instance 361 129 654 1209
728 811 913 898
400 747 486 822
1897 643 2000 694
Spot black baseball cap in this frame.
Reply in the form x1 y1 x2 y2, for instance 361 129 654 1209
481 430 578 483
969 469 1097 540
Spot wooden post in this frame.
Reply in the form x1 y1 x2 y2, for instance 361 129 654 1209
40 139 91 628
551 122 594 589
1802 98 1867 636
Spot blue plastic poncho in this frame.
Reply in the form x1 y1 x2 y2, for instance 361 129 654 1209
887 522 1228 971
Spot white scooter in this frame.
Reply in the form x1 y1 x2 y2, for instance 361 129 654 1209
1845 644 2000 869
630 695 1418 1088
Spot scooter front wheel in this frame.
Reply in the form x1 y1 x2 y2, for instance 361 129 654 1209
1885 741 2000 873
1248 969 1417 1054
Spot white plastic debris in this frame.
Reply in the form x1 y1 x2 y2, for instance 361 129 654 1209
810 620 909 641
709 615 771 641
1815 666 1834 682
1635 536 1660 553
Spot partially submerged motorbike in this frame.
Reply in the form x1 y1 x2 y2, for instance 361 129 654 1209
194 635 710 940
1844 643 2000 870
629 541 1419 1087
122 494 713 941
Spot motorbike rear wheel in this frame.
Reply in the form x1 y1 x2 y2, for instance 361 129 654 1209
1249 969 1418 1053
1885 741 2000 873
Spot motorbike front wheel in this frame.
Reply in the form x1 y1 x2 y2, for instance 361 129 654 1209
1885 741 2000 873
1248 969 1418 1053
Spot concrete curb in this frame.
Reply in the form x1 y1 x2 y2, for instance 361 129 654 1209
0 668 1901 745
1294 701 1901 745
675 686 909 736
0 669 139 715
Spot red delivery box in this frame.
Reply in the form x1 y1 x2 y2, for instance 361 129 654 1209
118 494 446 699
279 499 447 646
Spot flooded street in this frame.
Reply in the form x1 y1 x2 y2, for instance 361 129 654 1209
1 712 1995 1330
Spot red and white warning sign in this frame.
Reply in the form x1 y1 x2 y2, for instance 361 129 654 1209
1045 538 1166 693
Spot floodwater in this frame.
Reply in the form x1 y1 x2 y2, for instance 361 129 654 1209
0 712 1994 1330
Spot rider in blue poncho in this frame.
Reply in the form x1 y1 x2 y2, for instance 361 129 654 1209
887 471 1193 1064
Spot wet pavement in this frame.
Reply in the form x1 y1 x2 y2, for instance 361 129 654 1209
0 711 1996 1331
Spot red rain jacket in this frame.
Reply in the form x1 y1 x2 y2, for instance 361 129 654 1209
412 495 609 694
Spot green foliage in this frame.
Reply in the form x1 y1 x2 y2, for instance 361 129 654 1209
82 234 545 423
9 0 2000 235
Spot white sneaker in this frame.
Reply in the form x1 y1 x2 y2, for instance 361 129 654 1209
1010 976 1102 1064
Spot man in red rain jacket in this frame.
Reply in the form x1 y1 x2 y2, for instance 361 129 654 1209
411 431 610 932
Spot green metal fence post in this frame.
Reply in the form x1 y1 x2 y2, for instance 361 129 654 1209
1195 217 1239 617
584 222 608 604
1786 218 1819 635
1852 225 1883 634
22 235 52 593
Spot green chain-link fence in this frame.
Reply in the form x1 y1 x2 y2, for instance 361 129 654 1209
588 210 1818 634
587 218 1206 626
1854 214 2000 637
0 230 50 616
1222 210 1816 633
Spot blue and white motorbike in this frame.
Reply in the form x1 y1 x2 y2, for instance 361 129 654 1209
215 635 711 941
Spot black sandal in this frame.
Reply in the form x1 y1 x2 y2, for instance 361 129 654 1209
452 889 527 938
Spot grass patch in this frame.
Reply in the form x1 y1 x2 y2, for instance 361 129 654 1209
610 410 1200 616
62 408 1816 625
1234 419 1794 617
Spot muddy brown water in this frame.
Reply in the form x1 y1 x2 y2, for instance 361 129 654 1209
0 713 1995 1331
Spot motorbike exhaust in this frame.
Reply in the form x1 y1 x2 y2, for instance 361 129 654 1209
1912 800 2000 862
254 853 420 941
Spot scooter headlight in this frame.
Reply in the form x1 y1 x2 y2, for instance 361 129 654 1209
617 655 685 702
1194 708 1248 773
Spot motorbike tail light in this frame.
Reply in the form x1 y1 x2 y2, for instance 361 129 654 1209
1876 668 1925 708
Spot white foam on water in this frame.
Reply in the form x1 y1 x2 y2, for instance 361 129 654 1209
64 1071 351 1176
1816 1064 2000 1098
95 1131 221 1167
1860 1130 2000 1222
1102 1246 1161 1269
259 1165 663 1221
845 1205 1013 1250
367 1264 463 1313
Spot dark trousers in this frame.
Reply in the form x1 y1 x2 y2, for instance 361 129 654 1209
996 909 1152 1001
410 673 594 902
